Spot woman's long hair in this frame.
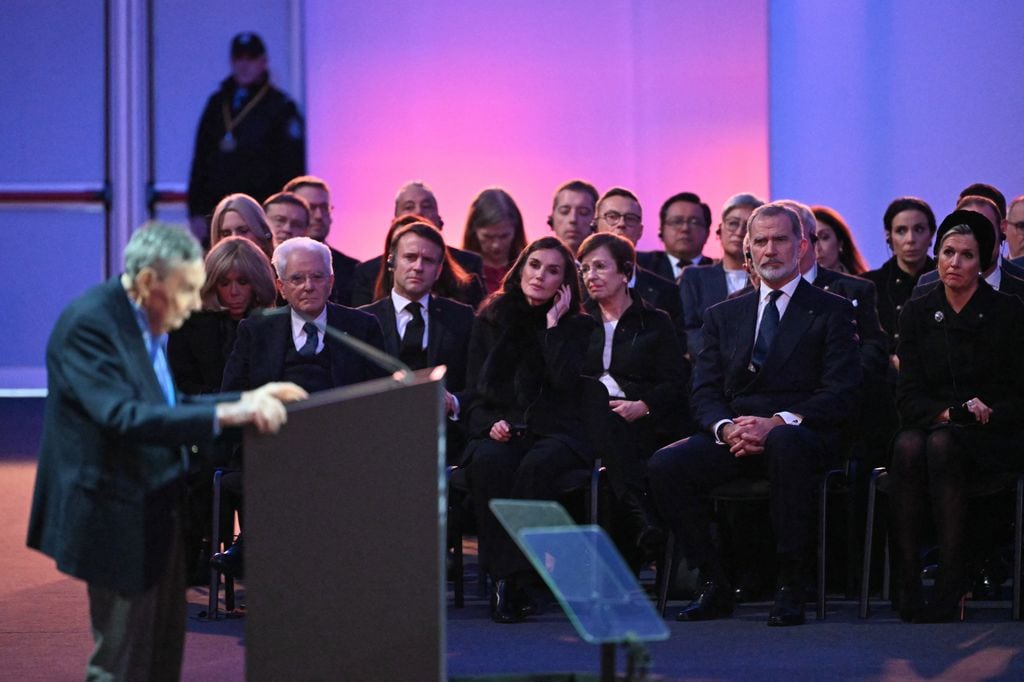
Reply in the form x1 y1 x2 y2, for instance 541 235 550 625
209 193 274 259
812 205 868 275
479 236 582 323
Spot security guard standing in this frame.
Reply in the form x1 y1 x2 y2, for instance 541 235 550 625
187 32 306 245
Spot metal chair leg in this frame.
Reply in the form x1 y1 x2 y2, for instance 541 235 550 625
817 470 839 620
1014 475 1023 621
657 532 676 617
208 469 223 619
859 467 884 618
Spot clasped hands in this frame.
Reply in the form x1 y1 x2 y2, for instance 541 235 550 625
721 415 785 457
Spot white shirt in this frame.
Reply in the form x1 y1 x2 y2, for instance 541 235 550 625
667 254 685 280
725 267 749 295
987 255 1003 290
598 319 626 399
801 261 818 286
390 289 430 349
290 307 327 353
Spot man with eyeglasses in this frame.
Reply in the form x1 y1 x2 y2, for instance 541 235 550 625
1004 195 1024 265
680 193 764 357
639 192 715 282
595 187 685 343
216 236 386 578
282 175 359 306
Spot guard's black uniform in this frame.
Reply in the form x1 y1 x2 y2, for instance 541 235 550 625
187 74 305 219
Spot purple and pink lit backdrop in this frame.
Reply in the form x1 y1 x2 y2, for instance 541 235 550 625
304 0 769 261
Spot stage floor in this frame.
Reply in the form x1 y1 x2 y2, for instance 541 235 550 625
3 457 1022 681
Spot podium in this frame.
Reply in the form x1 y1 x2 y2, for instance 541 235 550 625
244 368 448 681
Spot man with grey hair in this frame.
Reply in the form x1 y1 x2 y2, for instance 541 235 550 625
350 180 483 306
27 222 306 680
649 202 861 627
680 192 764 356
1005 194 1024 265
216 237 386 578
781 199 888 376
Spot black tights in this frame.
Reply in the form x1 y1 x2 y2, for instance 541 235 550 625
889 427 968 597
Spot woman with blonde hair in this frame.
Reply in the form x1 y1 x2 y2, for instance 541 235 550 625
209 193 274 258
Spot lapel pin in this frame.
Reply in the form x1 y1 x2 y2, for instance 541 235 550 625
934 311 944 323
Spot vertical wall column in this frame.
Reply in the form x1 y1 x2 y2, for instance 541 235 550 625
106 0 151 276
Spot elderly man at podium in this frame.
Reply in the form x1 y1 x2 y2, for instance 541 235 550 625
27 223 306 681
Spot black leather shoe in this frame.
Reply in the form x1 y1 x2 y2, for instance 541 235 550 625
490 579 525 624
913 589 963 624
210 537 244 579
897 580 923 623
767 585 805 626
675 579 735 621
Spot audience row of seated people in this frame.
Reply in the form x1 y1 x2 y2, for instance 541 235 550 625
170 173 1024 628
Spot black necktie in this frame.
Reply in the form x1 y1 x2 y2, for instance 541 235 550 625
400 302 425 368
299 321 319 357
751 290 782 370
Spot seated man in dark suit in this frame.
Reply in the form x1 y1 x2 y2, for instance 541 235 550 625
282 175 359 306
358 221 475 463
638 192 716 281
649 203 862 626
27 223 305 680
594 187 685 343
680 193 764 356
914 195 1024 301
350 181 484 306
215 236 387 576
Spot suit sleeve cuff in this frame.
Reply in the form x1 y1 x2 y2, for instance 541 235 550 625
773 411 802 426
712 418 734 445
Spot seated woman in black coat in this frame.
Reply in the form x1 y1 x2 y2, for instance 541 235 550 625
890 209 1024 622
465 236 597 623
578 233 690 561
167 236 276 580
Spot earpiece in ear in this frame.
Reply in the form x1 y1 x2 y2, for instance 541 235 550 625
386 255 395 270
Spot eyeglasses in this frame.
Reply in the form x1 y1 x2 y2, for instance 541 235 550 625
721 218 747 233
282 273 329 287
600 211 641 228
664 217 706 229
579 260 616 276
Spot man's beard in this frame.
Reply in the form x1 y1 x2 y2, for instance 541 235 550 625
754 259 798 284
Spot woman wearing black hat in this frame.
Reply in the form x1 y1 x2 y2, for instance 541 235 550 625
889 209 1024 622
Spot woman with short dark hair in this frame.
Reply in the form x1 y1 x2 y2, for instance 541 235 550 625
578 233 689 564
